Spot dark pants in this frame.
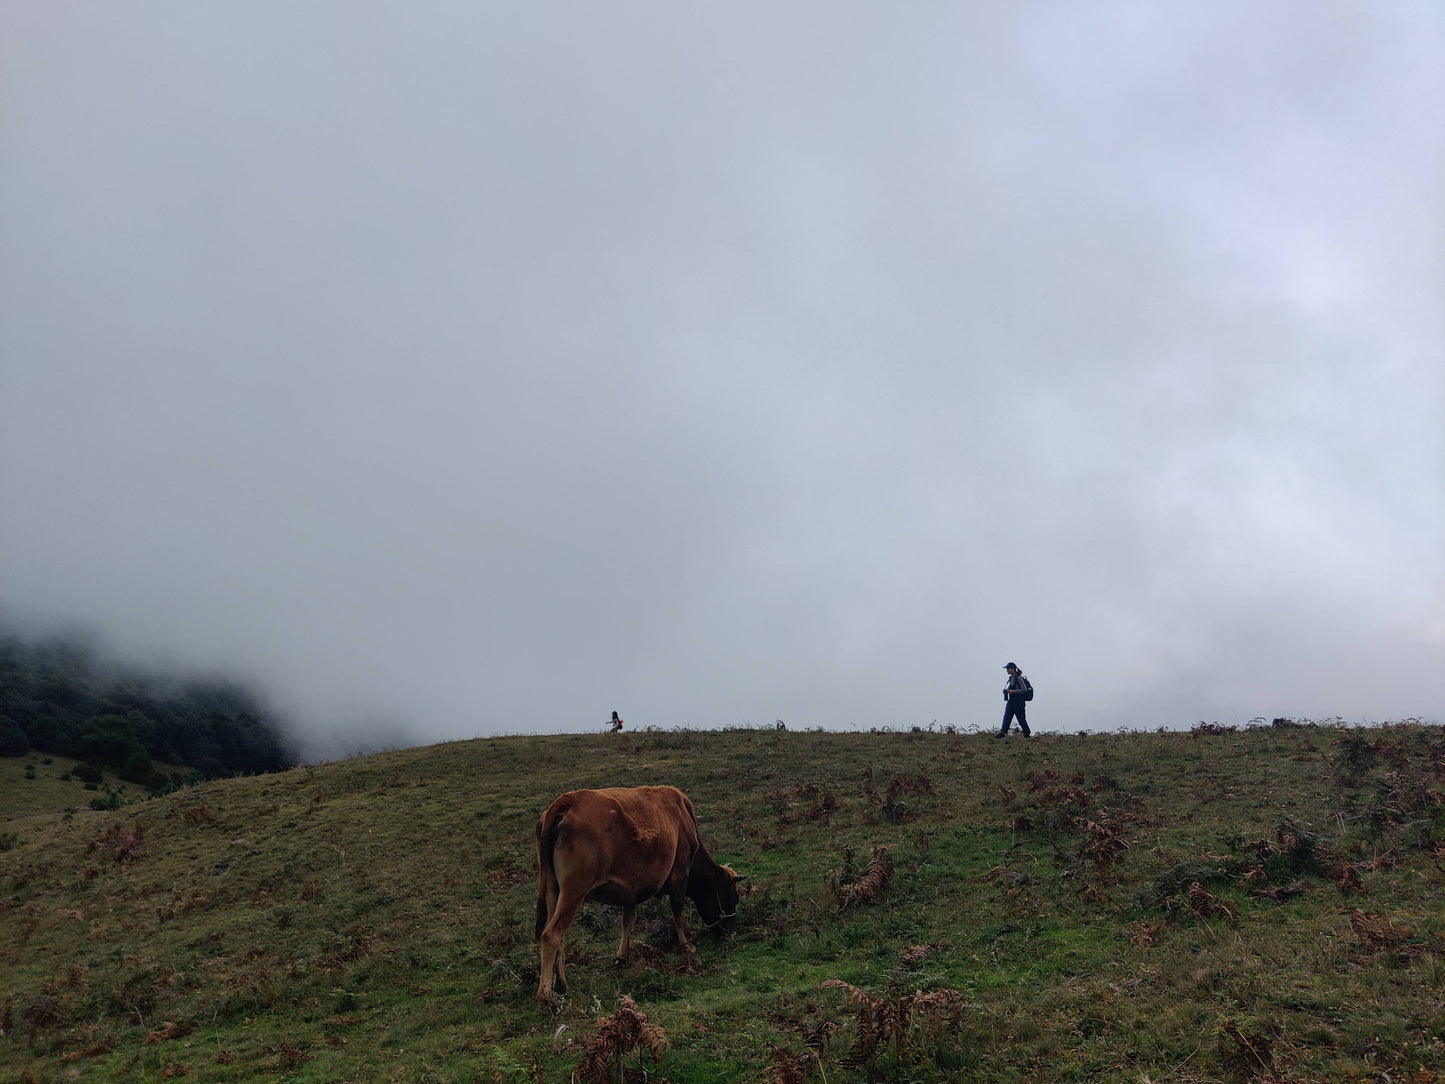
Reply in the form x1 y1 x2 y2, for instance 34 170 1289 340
1000 698 1030 736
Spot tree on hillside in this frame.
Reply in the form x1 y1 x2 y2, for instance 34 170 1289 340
0 714 27 757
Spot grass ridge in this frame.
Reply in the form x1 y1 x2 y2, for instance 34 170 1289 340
3 721 1443 1081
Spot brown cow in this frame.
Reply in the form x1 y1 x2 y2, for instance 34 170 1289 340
534 785 740 1002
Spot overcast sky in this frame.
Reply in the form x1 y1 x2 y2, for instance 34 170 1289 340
2 3 1442 757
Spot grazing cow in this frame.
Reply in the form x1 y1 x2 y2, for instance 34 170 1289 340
534 785 740 1002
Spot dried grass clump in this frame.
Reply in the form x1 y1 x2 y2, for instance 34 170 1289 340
838 846 892 908
571 995 667 1083
777 783 839 826
165 804 216 827
1192 722 1237 736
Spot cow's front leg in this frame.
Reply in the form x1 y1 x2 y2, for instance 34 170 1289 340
616 904 637 964
670 894 696 968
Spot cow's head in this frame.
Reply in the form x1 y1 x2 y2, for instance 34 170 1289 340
691 861 741 937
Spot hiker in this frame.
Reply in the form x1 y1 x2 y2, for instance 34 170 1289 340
997 663 1031 739
608 711 624 733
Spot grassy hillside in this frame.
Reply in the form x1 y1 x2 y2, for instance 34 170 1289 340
2 723 1442 1082
1 754 183 820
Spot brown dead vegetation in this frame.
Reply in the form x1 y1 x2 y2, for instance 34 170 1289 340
86 824 145 865
1187 882 1239 926
571 995 667 1083
838 846 893 908
1217 1017 1273 1081
822 979 965 1072
1345 909 1412 954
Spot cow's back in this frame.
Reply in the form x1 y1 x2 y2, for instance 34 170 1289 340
539 786 699 905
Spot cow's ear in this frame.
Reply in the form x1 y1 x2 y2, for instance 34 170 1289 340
732 874 747 883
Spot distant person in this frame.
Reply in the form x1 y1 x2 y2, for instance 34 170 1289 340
997 662 1031 739
609 711 624 733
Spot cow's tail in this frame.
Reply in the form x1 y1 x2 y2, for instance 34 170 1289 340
535 806 564 940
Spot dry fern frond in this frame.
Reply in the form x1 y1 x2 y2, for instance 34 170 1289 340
1346 909 1411 953
899 942 948 968
571 995 667 1083
839 846 893 908
821 978 865 1004
766 1047 810 1084
1217 1017 1273 1081
1129 921 1161 947
824 980 966 1070
1324 862 1364 894
1186 882 1238 926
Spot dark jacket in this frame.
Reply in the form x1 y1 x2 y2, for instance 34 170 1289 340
1004 673 1028 701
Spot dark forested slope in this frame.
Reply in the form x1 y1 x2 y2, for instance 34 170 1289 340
0 627 294 784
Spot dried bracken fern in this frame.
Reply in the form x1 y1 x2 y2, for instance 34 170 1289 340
1187 882 1239 926
1033 784 1092 811
1129 920 1161 947
899 942 948 968
766 1046 812 1084
21 994 70 1044
838 846 893 908
144 1020 195 1045
861 765 880 805
1323 861 1358 896
1075 814 1132 881
1345 909 1412 954
1217 1018 1273 1081
571 995 667 1083
1366 847 1402 872
884 772 933 805
822 979 965 1070
87 824 146 865
777 784 839 826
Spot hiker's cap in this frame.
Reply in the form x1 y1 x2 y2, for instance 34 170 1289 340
1003 662 1017 669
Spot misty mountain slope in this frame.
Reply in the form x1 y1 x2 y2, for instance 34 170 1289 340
2 723 1442 1081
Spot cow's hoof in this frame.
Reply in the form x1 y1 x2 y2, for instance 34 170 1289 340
613 956 628 968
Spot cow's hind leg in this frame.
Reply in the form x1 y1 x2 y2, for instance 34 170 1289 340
537 889 586 1003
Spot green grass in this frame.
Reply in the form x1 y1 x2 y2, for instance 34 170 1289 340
0 752 104 820
3 722 1443 1081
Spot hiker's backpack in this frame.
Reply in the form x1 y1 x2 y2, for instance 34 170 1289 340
1021 676 1034 702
